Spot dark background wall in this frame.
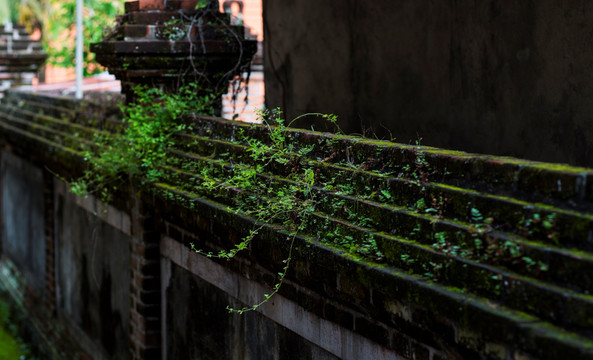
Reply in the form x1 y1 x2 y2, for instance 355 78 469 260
264 0 593 167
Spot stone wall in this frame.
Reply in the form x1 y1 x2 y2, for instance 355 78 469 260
0 90 592 360
263 0 593 167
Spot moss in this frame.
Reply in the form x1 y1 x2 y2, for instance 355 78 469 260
423 149 475 158
527 162 593 174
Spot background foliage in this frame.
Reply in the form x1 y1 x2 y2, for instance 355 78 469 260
10 0 124 75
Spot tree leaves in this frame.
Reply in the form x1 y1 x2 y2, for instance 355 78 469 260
16 0 124 75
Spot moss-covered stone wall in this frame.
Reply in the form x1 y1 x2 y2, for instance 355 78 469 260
0 91 592 359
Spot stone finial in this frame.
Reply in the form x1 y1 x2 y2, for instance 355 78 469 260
0 23 47 98
90 0 256 113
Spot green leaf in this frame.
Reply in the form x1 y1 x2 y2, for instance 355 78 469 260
195 2 211 13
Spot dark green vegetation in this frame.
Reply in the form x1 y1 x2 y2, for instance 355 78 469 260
0 297 37 359
70 85 215 201
0 325 22 359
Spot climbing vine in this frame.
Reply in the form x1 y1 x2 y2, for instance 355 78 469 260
70 83 348 313
71 84 215 200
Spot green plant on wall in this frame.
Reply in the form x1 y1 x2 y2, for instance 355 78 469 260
71 83 215 198
0 298 38 359
70 82 355 312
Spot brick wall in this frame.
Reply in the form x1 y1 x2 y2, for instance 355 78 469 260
129 195 161 360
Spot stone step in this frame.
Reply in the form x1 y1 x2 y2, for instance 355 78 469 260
0 105 87 149
0 42 43 52
0 54 46 66
91 38 255 55
173 130 593 252
154 179 593 359
187 115 593 209
165 140 593 289
124 10 229 25
152 166 593 341
125 0 216 12
2 91 121 127
122 24 244 41
0 64 41 72
0 104 106 144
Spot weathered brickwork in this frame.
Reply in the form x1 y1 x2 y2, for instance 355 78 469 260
129 196 162 360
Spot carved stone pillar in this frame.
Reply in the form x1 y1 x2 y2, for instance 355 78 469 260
91 0 256 114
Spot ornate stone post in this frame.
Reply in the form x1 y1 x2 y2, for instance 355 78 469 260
91 2 255 359
91 0 256 114
0 23 47 98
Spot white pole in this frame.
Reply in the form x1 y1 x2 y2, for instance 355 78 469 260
75 0 84 99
